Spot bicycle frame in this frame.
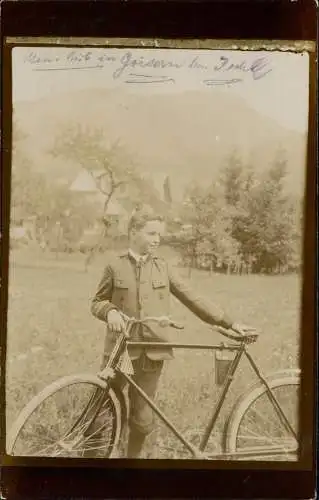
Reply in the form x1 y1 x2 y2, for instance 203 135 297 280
98 335 298 460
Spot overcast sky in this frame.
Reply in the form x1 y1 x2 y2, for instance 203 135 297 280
12 46 309 133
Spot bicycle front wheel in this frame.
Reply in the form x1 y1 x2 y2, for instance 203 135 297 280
7 374 122 458
224 374 300 461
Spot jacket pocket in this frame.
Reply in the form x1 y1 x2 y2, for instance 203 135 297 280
112 278 130 306
114 278 129 289
152 278 169 306
152 279 166 289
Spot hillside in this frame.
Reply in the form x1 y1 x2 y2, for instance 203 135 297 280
13 87 307 199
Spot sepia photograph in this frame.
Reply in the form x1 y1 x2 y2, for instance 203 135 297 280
4 40 310 462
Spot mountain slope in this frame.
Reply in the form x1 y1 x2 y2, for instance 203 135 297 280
13 87 307 198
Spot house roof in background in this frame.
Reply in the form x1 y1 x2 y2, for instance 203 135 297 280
69 170 100 192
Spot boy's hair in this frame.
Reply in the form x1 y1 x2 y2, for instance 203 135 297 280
128 207 164 235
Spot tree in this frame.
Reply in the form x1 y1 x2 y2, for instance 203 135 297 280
251 150 291 272
52 125 130 213
284 195 303 271
210 147 302 274
176 182 239 274
229 148 300 273
219 149 246 207
11 118 99 252
51 124 165 268
11 120 49 224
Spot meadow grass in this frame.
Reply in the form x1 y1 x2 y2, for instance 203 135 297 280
6 248 301 458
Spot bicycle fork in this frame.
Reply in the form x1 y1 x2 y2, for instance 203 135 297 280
66 336 127 442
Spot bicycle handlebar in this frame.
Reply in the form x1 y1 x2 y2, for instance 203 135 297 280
120 314 258 343
121 314 184 330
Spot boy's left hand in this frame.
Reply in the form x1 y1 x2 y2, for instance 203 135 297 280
231 322 258 336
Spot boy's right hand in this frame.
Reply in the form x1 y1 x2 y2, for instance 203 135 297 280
107 309 126 335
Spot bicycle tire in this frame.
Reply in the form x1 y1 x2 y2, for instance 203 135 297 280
224 373 300 461
7 373 123 458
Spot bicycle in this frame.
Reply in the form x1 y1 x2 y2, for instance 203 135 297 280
7 315 300 460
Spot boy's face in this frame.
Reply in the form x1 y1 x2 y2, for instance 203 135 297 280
132 220 165 256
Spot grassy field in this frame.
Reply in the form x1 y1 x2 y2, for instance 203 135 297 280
6 248 301 459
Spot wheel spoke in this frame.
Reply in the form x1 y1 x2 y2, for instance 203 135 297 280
236 434 296 449
76 443 111 452
226 379 299 461
81 418 115 445
242 406 280 435
9 379 121 458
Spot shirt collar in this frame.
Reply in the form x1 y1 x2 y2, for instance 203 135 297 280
128 248 148 263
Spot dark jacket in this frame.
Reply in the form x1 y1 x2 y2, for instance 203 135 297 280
91 251 234 361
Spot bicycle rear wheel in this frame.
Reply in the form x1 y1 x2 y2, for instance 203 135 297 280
224 374 300 461
7 374 122 458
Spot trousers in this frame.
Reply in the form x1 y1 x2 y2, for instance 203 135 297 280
103 351 164 435
128 353 164 435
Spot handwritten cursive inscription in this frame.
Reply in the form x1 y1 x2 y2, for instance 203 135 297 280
125 73 175 84
213 55 272 80
203 78 243 87
188 56 209 71
24 51 61 65
22 49 273 88
113 51 184 80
